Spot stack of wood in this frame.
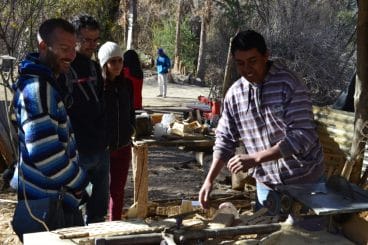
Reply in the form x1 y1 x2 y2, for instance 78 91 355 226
170 120 208 137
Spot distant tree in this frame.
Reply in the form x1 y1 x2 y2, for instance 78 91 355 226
209 0 357 104
196 0 212 81
0 0 50 84
126 0 138 49
250 0 357 105
173 0 183 73
152 17 198 73
211 0 246 94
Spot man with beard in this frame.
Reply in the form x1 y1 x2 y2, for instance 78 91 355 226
11 18 89 238
64 15 109 224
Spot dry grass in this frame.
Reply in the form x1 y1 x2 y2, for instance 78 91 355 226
0 190 21 244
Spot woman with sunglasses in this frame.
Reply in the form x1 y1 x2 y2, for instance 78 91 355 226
98 41 136 221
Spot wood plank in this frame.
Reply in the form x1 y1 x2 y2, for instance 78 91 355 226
132 143 148 218
135 137 214 148
24 220 162 244
342 213 368 244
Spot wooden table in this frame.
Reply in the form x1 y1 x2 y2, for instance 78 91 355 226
131 135 215 218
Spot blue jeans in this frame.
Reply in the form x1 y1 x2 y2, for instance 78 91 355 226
256 173 326 212
79 148 110 224
256 179 326 231
256 182 274 212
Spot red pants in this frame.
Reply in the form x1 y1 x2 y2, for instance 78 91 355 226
109 145 131 221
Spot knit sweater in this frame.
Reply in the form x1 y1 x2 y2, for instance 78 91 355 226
12 53 88 208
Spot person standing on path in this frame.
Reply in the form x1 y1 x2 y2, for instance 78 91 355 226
66 15 110 224
156 48 171 98
123 49 144 110
98 42 136 221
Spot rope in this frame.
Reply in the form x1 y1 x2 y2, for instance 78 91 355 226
18 163 50 231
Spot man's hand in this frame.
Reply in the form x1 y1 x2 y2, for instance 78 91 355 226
198 180 213 209
227 154 258 174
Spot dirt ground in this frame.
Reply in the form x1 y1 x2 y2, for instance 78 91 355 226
0 72 229 244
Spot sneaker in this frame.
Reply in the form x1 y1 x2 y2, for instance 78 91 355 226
156 94 162 97
163 95 167 98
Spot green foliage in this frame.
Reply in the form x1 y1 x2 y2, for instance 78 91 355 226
213 0 248 31
152 17 198 73
53 0 122 43
152 21 175 56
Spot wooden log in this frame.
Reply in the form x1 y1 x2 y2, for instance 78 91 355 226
132 143 148 218
95 233 163 245
178 223 281 243
94 224 282 244
209 213 235 228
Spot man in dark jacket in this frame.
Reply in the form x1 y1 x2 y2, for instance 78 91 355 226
65 15 109 224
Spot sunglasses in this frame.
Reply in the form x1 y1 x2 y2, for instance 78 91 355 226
79 37 100 45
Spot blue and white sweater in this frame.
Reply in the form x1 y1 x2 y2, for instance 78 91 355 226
12 53 88 208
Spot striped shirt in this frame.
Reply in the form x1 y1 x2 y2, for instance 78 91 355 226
214 60 324 185
12 53 88 208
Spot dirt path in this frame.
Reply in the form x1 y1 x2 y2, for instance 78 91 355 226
142 72 211 109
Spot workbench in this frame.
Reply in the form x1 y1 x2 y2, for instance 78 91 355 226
131 135 215 218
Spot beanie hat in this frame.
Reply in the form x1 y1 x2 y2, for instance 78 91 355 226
98 41 124 68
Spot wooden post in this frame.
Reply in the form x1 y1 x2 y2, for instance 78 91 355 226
132 143 148 218
222 36 235 98
343 1 368 183
173 0 182 72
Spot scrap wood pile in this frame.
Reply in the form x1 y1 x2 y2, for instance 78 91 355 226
135 103 218 141
150 112 214 139
53 193 285 244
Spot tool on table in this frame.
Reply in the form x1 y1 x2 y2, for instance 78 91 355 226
169 210 200 229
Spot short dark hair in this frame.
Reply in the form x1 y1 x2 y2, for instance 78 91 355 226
38 18 75 44
71 15 100 34
231 30 267 55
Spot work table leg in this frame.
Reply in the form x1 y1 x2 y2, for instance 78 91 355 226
132 143 148 218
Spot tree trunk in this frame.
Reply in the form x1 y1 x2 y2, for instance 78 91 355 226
118 0 127 46
173 0 182 73
196 0 211 81
196 15 206 81
222 36 234 98
343 0 368 183
126 0 137 50
132 0 138 49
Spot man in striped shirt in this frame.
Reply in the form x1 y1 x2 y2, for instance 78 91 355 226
12 19 89 230
199 30 324 216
